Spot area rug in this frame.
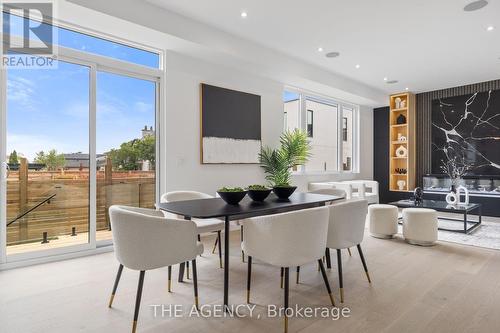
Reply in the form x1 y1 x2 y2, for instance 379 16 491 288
397 214 500 250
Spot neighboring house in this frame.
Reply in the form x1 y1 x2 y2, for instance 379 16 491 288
63 153 107 170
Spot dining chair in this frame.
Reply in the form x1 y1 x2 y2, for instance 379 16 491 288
108 205 203 333
242 206 335 333
161 191 224 271
326 199 370 302
306 188 351 277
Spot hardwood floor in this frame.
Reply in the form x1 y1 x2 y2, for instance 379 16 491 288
1 229 499 333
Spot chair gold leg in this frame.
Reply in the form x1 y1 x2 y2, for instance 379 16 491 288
108 264 123 308
284 315 288 333
132 320 137 333
340 288 344 303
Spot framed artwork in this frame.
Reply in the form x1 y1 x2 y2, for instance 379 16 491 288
200 84 261 164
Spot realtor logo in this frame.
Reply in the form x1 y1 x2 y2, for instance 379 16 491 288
2 1 57 68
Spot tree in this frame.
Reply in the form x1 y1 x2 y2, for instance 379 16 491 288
8 150 19 164
34 149 66 171
107 135 155 171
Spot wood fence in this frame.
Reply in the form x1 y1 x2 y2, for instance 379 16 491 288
6 158 155 245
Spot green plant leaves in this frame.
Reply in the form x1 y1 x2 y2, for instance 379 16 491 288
258 129 311 187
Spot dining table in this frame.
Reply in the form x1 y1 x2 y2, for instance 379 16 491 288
157 192 342 310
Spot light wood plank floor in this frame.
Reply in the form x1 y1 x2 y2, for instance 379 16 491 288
1 230 500 333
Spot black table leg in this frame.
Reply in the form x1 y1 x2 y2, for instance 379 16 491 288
223 215 230 311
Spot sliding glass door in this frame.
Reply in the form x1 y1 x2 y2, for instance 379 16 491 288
96 72 157 242
5 59 92 256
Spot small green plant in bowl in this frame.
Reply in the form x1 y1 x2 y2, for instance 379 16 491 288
217 187 247 205
246 184 272 202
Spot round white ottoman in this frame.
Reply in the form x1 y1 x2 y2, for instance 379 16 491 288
369 204 399 239
402 208 438 246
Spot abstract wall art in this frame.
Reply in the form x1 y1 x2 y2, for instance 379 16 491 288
200 84 261 164
431 90 500 175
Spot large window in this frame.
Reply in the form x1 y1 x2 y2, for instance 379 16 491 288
1 12 161 260
283 90 359 173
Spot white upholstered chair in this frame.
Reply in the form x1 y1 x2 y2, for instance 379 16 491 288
161 191 224 270
242 206 334 333
326 199 371 303
108 205 203 333
308 180 379 204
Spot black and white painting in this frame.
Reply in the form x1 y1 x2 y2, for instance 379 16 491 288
431 90 500 175
201 84 261 164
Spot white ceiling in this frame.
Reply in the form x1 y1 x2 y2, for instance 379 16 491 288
146 0 500 94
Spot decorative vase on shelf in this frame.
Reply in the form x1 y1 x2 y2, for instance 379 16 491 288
400 100 407 108
395 145 408 158
395 97 402 109
397 180 406 191
396 114 406 124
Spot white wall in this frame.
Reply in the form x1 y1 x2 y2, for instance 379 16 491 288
163 51 283 194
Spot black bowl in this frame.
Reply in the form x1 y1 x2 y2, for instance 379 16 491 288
247 189 272 202
272 186 297 200
217 191 247 205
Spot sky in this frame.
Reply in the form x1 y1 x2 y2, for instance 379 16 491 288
4 13 158 161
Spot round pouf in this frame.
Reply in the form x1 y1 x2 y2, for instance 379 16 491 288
369 204 399 239
402 208 438 246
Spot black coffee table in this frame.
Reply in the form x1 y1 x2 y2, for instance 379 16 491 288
389 199 482 234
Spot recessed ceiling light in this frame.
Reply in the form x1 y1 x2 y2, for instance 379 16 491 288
405 87 409 91
355 64 360 69
383 77 388 81
464 0 488 12
240 11 248 18
386 80 399 84
317 47 323 52
487 25 494 31
325 51 340 58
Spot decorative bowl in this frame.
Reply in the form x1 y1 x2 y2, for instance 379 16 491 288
217 190 247 205
272 186 297 200
247 188 272 202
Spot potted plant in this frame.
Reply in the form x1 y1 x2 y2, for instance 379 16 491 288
217 187 247 205
259 129 311 199
246 184 272 202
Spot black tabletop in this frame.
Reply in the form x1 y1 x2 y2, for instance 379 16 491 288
157 192 342 219
389 199 480 212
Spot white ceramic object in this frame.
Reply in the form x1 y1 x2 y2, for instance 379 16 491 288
395 97 402 109
401 100 407 108
445 191 458 205
397 180 406 190
398 135 407 142
456 185 470 204
395 145 408 157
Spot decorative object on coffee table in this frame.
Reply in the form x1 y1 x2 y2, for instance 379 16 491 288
440 154 472 205
414 187 423 204
217 187 247 205
456 185 470 205
259 129 311 200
